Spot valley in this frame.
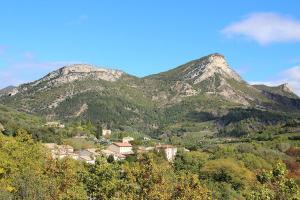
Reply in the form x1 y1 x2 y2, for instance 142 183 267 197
1 53 300 199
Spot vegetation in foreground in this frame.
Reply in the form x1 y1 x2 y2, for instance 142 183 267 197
0 128 299 200
0 101 299 199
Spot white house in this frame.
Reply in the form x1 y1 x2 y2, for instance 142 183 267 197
107 142 133 155
102 129 112 137
156 144 177 162
122 136 134 143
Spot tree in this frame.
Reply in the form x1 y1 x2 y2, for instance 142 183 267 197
174 151 209 174
80 157 120 200
46 158 87 200
0 131 87 200
107 154 115 163
248 163 300 200
172 171 211 200
119 153 174 200
201 158 255 191
96 123 103 139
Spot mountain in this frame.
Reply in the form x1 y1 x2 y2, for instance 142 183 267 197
0 85 17 97
146 53 256 106
253 83 299 99
1 53 299 136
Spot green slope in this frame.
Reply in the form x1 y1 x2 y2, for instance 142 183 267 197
1 54 300 137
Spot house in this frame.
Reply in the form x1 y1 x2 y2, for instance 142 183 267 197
44 121 65 128
43 143 101 164
107 142 133 155
85 148 100 155
122 136 134 143
76 148 101 164
43 143 74 159
156 144 177 162
58 145 74 154
56 145 74 159
102 142 133 161
102 129 112 137
78 148 99 158
101 149 126 161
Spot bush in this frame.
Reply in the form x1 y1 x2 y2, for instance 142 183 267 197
201 158 255 191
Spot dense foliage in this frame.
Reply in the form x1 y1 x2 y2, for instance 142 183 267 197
0 127 299 200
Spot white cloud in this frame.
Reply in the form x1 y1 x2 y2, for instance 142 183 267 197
250 66 300 96
222 12 300 45
281 66 300 95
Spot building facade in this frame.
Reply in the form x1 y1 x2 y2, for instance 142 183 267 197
156 144 177 162
108 142 133 154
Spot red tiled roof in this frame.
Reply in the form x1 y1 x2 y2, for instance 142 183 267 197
113 142 132 147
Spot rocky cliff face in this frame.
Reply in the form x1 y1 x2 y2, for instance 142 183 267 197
0 53 299 124
280 83 294 94
182 54 243 84
146 53 252 105
8 64 124 96
31 64 123 87
0 86 17 97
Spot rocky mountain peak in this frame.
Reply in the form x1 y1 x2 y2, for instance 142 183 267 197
58 64 120 75
280 83 294 94
206 53 226 63
182 53 243 84
30 64 124 88
0 86 17 97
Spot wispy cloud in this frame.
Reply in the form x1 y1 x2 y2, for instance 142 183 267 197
250 66 300 96
222 12 300 45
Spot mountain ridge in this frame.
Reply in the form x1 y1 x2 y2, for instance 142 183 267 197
1 53 298 97
1 53 299 137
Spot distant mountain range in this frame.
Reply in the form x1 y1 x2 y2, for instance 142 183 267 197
1 53 299 136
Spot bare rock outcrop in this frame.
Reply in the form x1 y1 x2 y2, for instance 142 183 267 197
183 54 242 84
31 64 123 88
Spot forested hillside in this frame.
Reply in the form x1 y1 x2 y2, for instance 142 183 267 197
0 53 300 199
1 54 300 138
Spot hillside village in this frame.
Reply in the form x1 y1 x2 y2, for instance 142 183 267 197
43 127 178 164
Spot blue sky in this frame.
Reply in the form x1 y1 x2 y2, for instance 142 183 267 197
1 0 300 94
